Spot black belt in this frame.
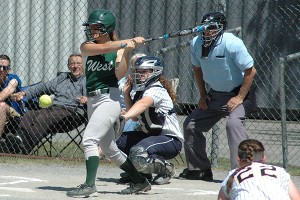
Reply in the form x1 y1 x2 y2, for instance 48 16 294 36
87 88 109 97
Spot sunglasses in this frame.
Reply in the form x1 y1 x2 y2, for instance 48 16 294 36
0 65 10 70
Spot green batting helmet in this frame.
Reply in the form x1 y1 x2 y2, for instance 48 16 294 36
83 9 115 34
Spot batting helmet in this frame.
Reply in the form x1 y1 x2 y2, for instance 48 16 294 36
83 9 116 41
133 56 164 91
201 11 226 47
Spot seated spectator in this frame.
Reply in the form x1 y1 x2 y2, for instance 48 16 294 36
218 139 300 200
0 54 22 141
8 53 87 154
116 56 184 185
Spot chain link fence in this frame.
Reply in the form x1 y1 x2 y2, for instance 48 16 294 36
0 0 299 169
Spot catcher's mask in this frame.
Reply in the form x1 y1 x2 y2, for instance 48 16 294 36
201 11 226 48
132 56 163 91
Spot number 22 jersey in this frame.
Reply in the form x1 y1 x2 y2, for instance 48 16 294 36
221 162 291 200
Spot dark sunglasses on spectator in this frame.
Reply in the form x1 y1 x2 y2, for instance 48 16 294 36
0 65 10 70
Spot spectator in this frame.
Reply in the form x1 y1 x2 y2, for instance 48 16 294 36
66 8 148 198
0 54 22 140
9 53 87 154
218 139 300 200
179 11 257 180
117 56 183 185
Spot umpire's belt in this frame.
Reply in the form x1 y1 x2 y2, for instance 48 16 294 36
88 88 109 97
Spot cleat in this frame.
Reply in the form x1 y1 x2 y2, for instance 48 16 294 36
121 178 151 194
152 162 175 185
66 183 98 198
178 168 213 181
152 174 172 185
119 172 152 184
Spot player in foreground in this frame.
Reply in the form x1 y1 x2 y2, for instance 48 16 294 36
117 56 183 185
218 139 300 200
66 9 148 197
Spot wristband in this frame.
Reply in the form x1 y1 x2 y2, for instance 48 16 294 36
121 43 126 48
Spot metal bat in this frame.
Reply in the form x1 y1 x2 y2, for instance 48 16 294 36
144 23 210 42
155 26 242 55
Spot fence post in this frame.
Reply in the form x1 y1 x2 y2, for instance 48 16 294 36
211 122 220 167
279 57 288 170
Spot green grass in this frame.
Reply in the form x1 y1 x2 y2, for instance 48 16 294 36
31 142 84 159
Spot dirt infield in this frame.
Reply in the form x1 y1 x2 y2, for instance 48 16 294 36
1 157 300 200
0 157 223 200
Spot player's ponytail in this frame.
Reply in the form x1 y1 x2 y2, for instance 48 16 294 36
159 76 177 103
226 139 265 194
238 139 265 164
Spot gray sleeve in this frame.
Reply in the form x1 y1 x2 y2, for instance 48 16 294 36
25 76 60 100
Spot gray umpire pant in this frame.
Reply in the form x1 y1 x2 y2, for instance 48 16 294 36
183 89 248 170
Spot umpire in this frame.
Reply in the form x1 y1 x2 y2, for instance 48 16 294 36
179 11 257 180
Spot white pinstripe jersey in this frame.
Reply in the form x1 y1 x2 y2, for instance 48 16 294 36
138 81 184 142
221 162 291 200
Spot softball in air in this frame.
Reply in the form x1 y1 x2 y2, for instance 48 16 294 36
39 94 53 108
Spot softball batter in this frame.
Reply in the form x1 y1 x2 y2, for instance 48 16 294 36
67 9 149 197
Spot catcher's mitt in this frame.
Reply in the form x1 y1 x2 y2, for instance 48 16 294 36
113 115 126 140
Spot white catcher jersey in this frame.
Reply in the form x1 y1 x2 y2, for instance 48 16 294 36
140 81 184 142
221 162 291 200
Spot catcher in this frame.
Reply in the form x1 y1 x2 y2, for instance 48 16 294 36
116 56 184 185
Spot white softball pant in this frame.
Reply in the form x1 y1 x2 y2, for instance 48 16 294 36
83 87 127 166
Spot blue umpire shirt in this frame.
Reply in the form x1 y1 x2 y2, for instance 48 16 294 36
190 32 254 92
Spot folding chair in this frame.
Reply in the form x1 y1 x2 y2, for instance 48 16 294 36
28 72 87 158
32 114 87 158
56 123 86 156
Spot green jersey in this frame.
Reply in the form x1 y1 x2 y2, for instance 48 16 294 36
85 52 118 93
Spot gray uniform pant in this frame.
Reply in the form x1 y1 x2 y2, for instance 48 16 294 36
183 89 248 170
83 87 127 166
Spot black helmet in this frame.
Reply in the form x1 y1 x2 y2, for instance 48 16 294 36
201 11 226 29
201 11 226 48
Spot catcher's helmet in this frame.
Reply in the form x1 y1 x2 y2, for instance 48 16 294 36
83 9 115 41
133 56 164 91
201 11 226 47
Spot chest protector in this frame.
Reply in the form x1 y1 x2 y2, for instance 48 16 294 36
133 85 175 135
